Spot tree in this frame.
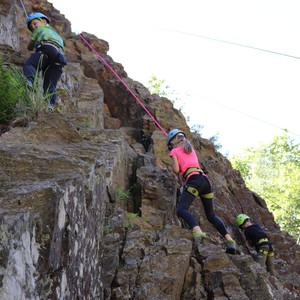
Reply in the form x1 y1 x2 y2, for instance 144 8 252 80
146 75 189 121
230 130 300 243
146 75 222 147
146 76 168 96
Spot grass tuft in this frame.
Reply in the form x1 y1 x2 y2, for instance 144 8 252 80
0 56 52 127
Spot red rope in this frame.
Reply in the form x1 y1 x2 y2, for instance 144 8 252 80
79 34 168 137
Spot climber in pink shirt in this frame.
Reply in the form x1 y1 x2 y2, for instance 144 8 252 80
167 129 237 253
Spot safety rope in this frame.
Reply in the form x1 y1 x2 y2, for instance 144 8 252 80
79 34 168 137
17 0 168 137
19 0 28 18
162 28 300 61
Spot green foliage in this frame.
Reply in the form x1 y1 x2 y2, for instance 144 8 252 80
143 231 155 244
146 75 189 120
190 124 204 135
190 123 223 151
147 76 225 146
209 133 222 150
69 32 77 39
116 187 132 202
0 56 49 124
0 57 29 123
124 212 139 230
231 130 300 242
103 226 111 235
127 212 139 219
146 76 168 96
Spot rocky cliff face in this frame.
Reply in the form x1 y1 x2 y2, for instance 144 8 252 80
0 0 299 299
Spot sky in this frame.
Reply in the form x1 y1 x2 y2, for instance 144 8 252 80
48 0 300 156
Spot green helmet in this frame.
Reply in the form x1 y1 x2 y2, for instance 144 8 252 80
235 214 250 227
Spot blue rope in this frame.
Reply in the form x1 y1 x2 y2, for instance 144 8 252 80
19 0 28 18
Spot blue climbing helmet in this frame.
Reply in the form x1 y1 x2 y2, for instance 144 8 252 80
27 12 50 31
166 129 185 150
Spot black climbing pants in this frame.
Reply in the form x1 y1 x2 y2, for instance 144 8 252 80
23 44 67 105
177 174 229 236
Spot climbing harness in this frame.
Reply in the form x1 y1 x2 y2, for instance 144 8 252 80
40 40 64 53
184 184 214 199
257 238 269 245
258 245 274 256
200 191 214 199
79 34 168 137
183 168 214 198
256 238 274 255
185 185 199 197
182 167 203 180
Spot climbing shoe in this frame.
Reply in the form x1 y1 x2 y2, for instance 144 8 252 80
193 231 206 243
225 240 237 254
48 103 55 112
26 80 34 92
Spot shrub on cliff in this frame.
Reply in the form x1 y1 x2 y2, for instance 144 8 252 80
0 57 27 123
0 56 48 125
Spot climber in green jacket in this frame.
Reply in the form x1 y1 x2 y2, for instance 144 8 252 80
23 12 67 110
236 214 276 276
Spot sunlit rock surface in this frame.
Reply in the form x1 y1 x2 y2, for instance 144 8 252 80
0 0 299 299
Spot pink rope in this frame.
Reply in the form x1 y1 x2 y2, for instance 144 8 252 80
79 34 168 137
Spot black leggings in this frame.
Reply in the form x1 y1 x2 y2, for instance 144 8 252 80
23 45 67 105
177 174 228 236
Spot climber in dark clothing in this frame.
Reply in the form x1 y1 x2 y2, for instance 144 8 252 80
23 12 67 110
236 214 276 276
